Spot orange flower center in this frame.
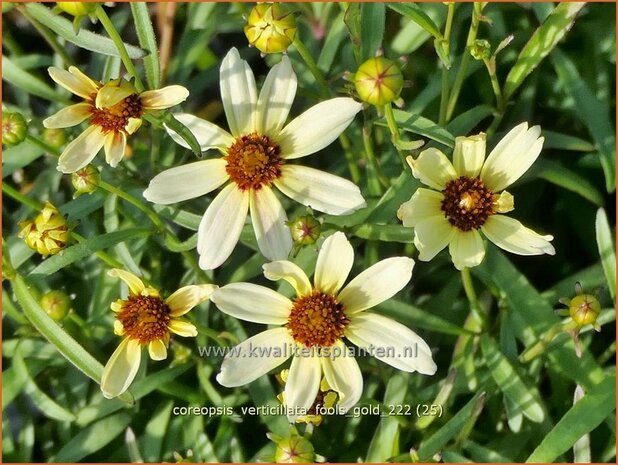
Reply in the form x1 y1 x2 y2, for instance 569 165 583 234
116 295 171 344
441 176 495 231
225 133 283 190
286 291 349 347
90 94 143 134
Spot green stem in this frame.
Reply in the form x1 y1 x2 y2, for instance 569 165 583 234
383 103 407 167
484 60 504 111
293 37 329 97
2 183 43 211
460 267 489 330
26 134 62 157
438 3 455 126
362 121 389 191
338 132 361 185
20 7 75 67
519 321 578 363
95 5 144 91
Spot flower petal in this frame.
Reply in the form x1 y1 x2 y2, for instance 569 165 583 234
168 319 198 337
338 257 414 314
397 188 444 228
285 352 321 422
57 125 106 173
216 328 293 387
100 338 142 399
211 282 292 324
406 149 457 190
144 159 229 205
262 260 312 297
148 339 167 361
453 133 486 178
43 102 92 129
320 340 363 413
256 55 297 135
95 82 135 109
166 284 218 317
113 319 125 336
140 85 189 110
197 184 249 270
314 232 354 295
108 269 146 295
278 98 362 159
48 66 99 99
413 215 456 262
274 165 366 215
220 47 258 137
481 123 544 191
481 215 555 256
449 229 486 270
250 185 293 261
345 313 436 375
165 114 234 152
104 131 126 168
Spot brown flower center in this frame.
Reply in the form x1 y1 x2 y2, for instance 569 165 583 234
225 133 283 190
441 176 495 231
287 291 349 348
90 94 143 134
116 295 171 344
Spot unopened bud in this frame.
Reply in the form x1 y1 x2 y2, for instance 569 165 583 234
2 112 28 147
56 2 98 17
244 3 297 54
470 39 491 61
18 202 70 257
40 290 71 321
354 57 404 106
568 294 601 327
42 128 67 150
71 165 100 196
288 214 321 246
273 434 316 463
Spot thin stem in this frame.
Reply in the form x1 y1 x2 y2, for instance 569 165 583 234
383 103 407 168
26 134 61 157
96 5 145 91
362 120 389 191
20 8 75 67
484 60 504 111
438 3 455 126
2 183 43 211
460 267 489 330
519 322 576 363
338 132 362 184
292 37 329 97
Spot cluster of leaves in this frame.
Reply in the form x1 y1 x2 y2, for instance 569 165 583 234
2 2 616 463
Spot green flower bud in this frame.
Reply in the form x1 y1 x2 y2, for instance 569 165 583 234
354 57 404 106
244 3 297 54
470 39 491 61
56 2 98 17
71 165 100 196
288 214 321 246
2 112 28 147
568 294 601 327
40 290 71 321
42 128 67 151
274 434 316 463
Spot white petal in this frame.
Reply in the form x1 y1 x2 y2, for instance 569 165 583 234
48 66 99 99
449 229 486 270
274 165 366 215
165 114 234 152
104 131 126 168
220 47 258 137
314 232 354 295
216 328 293 387
345 313 436 375
481 215 555 256
256 55 297 135
108 268 146 295
57 125 106 173
43 103 92 128
100 338 142 399
413 215 456 262
168 320 198 337
320 341 363 413
285 353 321 422
406 149 457 190
481 123 544 191
397 188 444 228
140 85 189 110
453 133 486 178
144 159 229 205
197 184 249 270
148 339 167 361
166 284 218 317
211 283 292 324
262 260 312 297
338 257 414 314
250 186 293 261
278 98 362 159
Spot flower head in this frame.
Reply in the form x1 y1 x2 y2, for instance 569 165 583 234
44 67 189 173
397 123 555 270
145 48 366 270
18 202 70 256
244 3 297 54
100 269 216 398
212 232 436 421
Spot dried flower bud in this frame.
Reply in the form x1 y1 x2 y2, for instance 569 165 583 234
71 165 100 196
288 214 321 246
244 3 297 54
470 39 491 61
56 2 98 17
19 202 70 257
40 290 71 321
2 112 28 147
354 57 404 106
42 128 67 151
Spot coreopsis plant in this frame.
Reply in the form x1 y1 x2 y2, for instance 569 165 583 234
144 48 366 270
398 123 555 270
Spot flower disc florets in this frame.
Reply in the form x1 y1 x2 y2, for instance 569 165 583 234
287 291 349 347
116 295 172 344
225 133 283 190
441 176 495 231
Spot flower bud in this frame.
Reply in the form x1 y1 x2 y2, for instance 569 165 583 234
244 3 297 54
42 128 67 151
273 433 316 463
288 214 321 246
18 202 70 257
470 39 491 61
40 290 71 321
568 293 601 327
71 165 100 196
2 112 28 147
354 57 404 106
56 2 98 17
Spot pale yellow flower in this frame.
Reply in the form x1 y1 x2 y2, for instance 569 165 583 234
100 269 216 399
44 67 189 173
18 202 69 256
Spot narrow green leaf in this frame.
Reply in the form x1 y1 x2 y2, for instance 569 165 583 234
543 130 596 152
142 401 174 462
130 2 160 88
317 12 347 73
360 3 385 61
504 2 585 100
378 299 472 336
146 112 202 157
376 109 455 147
2 55 68 103
2 140 45 178
367 170 419 224
350 224 414 243
534 159 604 206
387 3 443 40
595 208 616 301
446 105 493 136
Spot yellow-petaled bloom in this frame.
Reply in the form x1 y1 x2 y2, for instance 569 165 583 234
100 269 217 398
277 369 337 426
397 123 555 270
43 67 189 173
244 3 297 54
18 202 69 256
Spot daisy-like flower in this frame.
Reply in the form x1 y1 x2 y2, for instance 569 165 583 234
143 48 366 270
397 123 555 270
100 269 216 399
43 66 189 173
212 232 436 420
